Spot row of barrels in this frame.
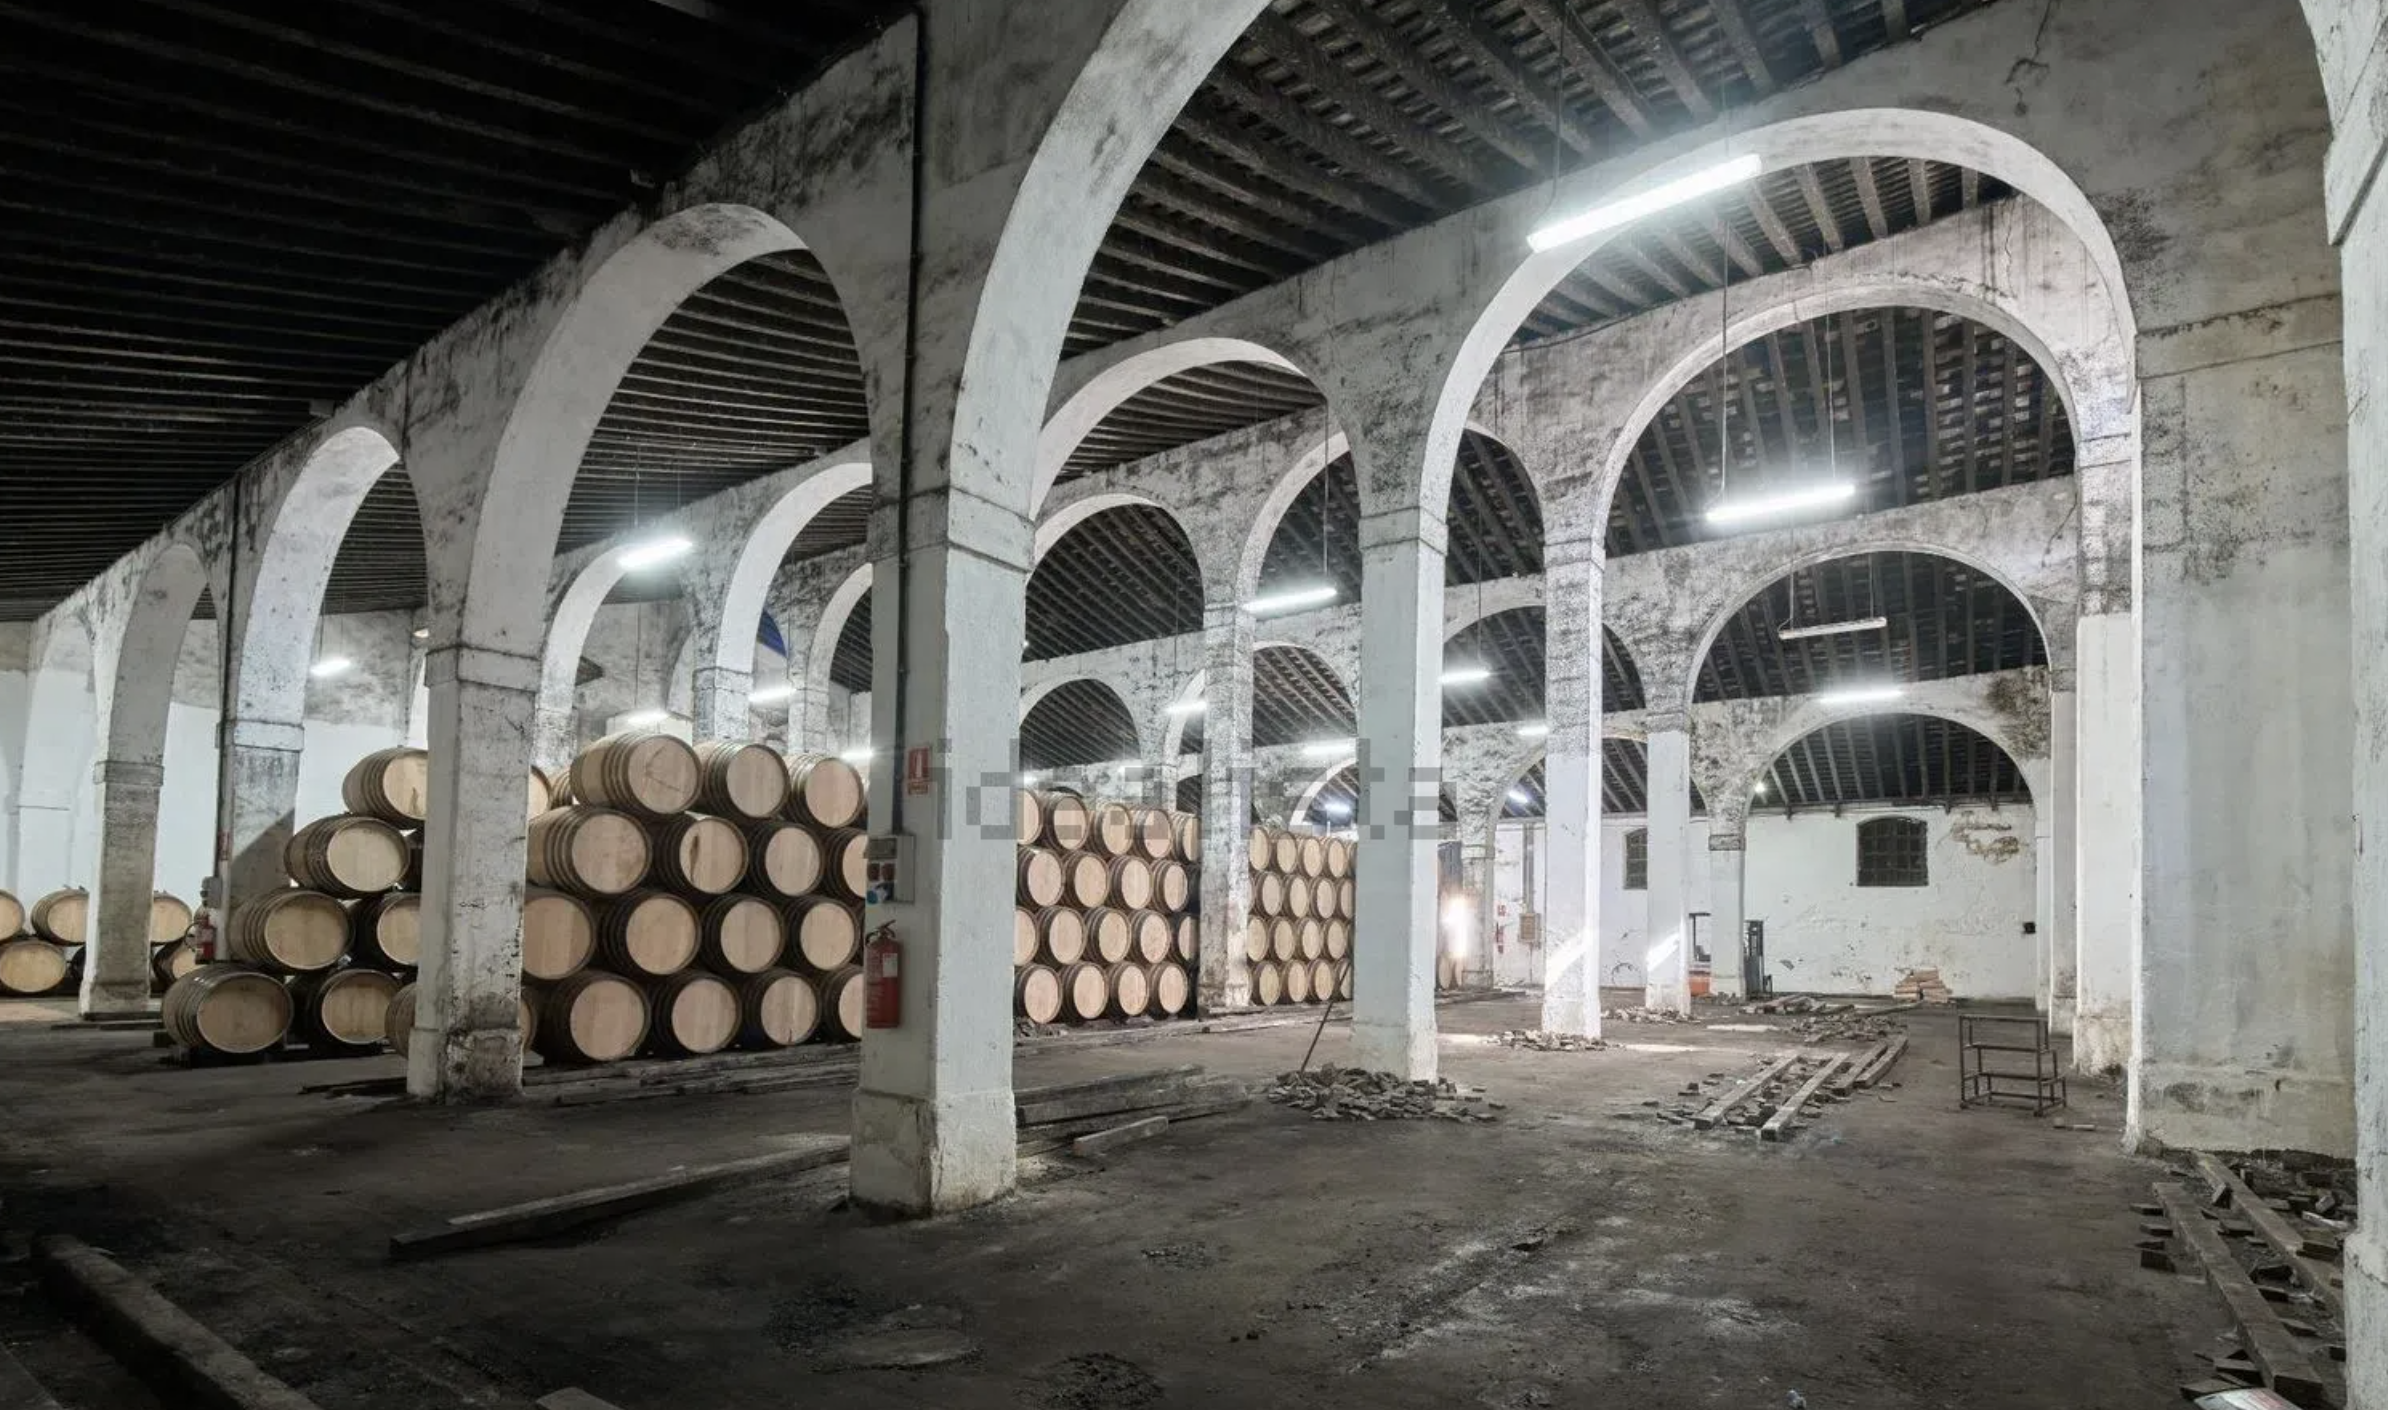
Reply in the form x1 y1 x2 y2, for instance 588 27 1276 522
1014 960 1194 1025
1245 826 1356 881
1011 791 1201 1029
340 739 867 832
0 890 196 998
1016 789 1196 861
526 806 868 903
1247 956 1354 1007
1014 847 1192 914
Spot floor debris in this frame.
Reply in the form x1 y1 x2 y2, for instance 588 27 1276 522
1495 1029 1608 1052
1264 1067 1498 1122
1601 1006 1697 1025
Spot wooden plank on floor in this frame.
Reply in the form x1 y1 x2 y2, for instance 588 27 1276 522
0 1340 64 1410
2192 1153 2345 1317
33 1234 325 1410
1832 1040 1888 1096
1014 1066 1205 1125
2152 1182 2329 1407
1759 1053 1849 1142
1071 1114 1171 1157
1851 1034 1909 1088
536 1391 623 1410
387 1137 849 1261
1692 1054 1798 1130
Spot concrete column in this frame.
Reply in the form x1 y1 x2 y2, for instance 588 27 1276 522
690 665 752 744
1707 834 1746 1001
1641 717 1693 1014
2043 683 2079 1034
1539 540 1601 1037
1196 600 1254 1013
531 705 577 775
2073 615 2135 1071
851 533 1025 1216
211 716 304 914
407 646 537 1101
1350 509 1444 1079
83 759 164 1017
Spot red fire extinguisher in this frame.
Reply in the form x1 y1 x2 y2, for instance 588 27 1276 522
191 907 219 963
862 925 901 1030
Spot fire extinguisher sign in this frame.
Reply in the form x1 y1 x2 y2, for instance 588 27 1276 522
904 745 933 797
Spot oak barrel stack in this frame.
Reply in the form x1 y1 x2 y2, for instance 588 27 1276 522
1010 787 1199 1028
1243 826 1357 1008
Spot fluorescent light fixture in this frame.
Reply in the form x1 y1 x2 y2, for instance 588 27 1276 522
410 627 429 641
1815 685 1907 708
1528 154 1765 254
1779 615 1888 641
1516 723 1550 739
1020 772 1041 787
1705 482 1856 527
1754 779 1770 797
309 656 353 679
839 747 875 764
617 535 693 571
748 683 797 705
1300 738 1354 759
623 708 669 726
1244 583 1337 616
1507 788 1531 806
1321 799 1352 819
1440 665 1494 687
1164 700 1207 717
1443 897 1473 958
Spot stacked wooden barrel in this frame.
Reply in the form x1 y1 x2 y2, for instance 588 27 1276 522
1011 789 1201 1027
0 886 194 998
1242 825 1355 1008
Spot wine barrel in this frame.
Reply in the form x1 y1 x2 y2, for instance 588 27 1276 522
693 740 786 822
819 964 866 1041
29 888 89 943
745 821 826 900
342 746 430 824
697 894 784 977
1267 916 1298 964
150 939 200 989
149 892 193 943
785 897 862 973
1270 829 1300 875
0 938 69 995
526 806 650 898
822 828 869 903
348 892 422 970
1041 791 1092 851
1297 834 1328 879
384 983 537 1060
785 753 866 829
1057 961 1109 1022
401 829 424 891
1087 800 1136 857
1173 914 1197 964
291 967 401 1051
1250 959 1285 1006
1014 965 1064 1025
1172 811 1200 864
1106 855 1154 911
1245 826 1274 873
1297 917 1326 962
1240 916 1270 963
1128 908 1172 965
284 815 408 898
1336 877 1357 921
533 971 650 1064
736 968 820 1049
1132 807 1174 861
528 765 555 820
1324 917 1352 960
522 887 597 981
1337 961 1353 1001
1149 961 1191 1017
649 813 749 896
1038 906 1087 966
596 891 700 979
1284 873 1313 920
1309 958 1338 1005
1153 860 1191 914
0 888 23 938
570 731 701 820
1012 907 1039 967
1016 847 1065 908
227 890 349 973
1254 871 1287 918
1015 788 1045 846
1325 837 1354 879
1435 954 1460 991
162 966 291 1055
1283 956 1314 1004
645 970 740 1058
1083 907 1133 965
1106 961 1151 1018
1063 852 1109 910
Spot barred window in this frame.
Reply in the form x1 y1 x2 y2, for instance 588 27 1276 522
1856 816 1929 887
1623 828 1648 891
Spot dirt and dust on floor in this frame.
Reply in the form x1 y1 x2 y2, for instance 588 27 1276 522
0 992 2269 1409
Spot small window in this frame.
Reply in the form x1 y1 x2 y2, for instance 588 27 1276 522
1856 817 1929 887
1623 828 1648 890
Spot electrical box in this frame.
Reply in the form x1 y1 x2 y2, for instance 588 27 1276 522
864 834 912 905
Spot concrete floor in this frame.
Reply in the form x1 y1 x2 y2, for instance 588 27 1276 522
0 994 2226 1409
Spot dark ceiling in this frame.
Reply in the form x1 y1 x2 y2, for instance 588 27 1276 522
1751 712 2028 810
1183 646 1361 754
1496 738 1706 819
1021 678 1146 771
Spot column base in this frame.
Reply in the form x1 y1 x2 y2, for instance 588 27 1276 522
404 1022 524 1102
2347 1230 2385 1410
2048 996 2077 1037
849 1086 1017 1218
1350 1016 1436 1080
78 984 156 1021
2071 1006 2131 1074
2126 1060 2354 1158
1643 979 1691 1016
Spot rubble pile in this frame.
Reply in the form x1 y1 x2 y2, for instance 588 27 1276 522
1789 1011 1905 1045
1265 1066 1500 1123
1601 1006 1696 1025
1496 1029 1608 1052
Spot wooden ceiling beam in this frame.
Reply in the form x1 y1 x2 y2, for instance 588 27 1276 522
1793 163 1845 253
1202 60 1450 209
1796 0 1844 67
1240 14 1512 192
1498 0 1657 140
1308 0 1555 168
1882 0 1913 43
1745 183 1804 263
1172 105 1416 228
1851 158 1892 241
1704 0 1779 96
1142 145 1369 252
1655 228 1724 287
1906 157 1936 222
1408 0 1601 156
1604 0 1717 118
